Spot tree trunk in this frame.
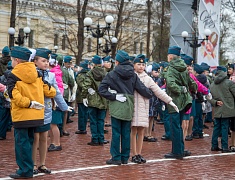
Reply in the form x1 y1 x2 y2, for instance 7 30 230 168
76 0 88 65
111 0 124 58
158 0 165 60
146 0 151 58
9 0 16 47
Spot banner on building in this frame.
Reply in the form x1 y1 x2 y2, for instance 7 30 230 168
197 0 221 66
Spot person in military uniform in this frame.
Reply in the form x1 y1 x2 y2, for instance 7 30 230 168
75 61 89 134
0 46 11 76
98 50 153 165
164 46 197 160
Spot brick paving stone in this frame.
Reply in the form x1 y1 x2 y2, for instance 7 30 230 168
1 117 235 179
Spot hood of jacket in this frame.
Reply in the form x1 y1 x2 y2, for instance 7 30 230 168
169 58 187 72
50 65 62 76
114 61 134 80
214 70 228 84
91 66 106 81
12 62 38 84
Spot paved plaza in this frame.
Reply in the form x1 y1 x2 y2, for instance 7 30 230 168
1 114 235 180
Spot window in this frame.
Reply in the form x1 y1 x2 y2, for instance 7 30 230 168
134 41 138 54
140 42 143 54
54 34 58 46
62 34 66 50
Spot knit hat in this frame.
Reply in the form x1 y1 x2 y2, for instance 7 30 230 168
35 48 51 60
217 66 227 72
92 55 102 64
168 46 181 56
64 56 72 63
10 46 32 61
196 74 207 85
115 50 129 63
193 64 204 74
2 46 10 56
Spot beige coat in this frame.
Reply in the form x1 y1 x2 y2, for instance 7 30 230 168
132 72 172 127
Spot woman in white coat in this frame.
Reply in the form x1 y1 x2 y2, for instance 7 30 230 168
131 55 179 163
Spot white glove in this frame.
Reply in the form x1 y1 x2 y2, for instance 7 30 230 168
70 94 76 102
202 102 206 111
182 86 187 93
169 101 179 113
67 106 73 112
206 93 212 100
108 88 117 94
88 88 95 95
83 98 88 107
116 94 127 102
29 101 45 110
162 105 165 111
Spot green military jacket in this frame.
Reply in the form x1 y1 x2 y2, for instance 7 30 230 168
0 56 11 76
76 69 89 103
61 67 74 101
209 71 235 118
81 66 107 109
166 58 197 113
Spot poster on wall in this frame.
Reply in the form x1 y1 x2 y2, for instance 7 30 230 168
197 0 221 66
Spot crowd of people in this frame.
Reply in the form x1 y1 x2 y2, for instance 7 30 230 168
0 44 235 179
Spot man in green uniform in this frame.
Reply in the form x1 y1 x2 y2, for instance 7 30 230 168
164 46 197 159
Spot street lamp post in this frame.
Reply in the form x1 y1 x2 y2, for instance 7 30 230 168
181 29 212 61
84 15 114 55
8 27 31 47
99 37 118 55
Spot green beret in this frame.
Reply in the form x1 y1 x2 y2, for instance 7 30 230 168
11 46 32 61
92 55 102 64
168 46 181 56
217 66 227 72
57 54 63 65
182 55 194 66
36 48 52 60
129 56 135 61
115 50 129 63
103 56 111 62
2 46 10 56
133 58 146 64
228 63 234 69
64 56 72 63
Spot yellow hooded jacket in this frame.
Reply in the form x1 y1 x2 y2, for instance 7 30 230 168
7 62 56 128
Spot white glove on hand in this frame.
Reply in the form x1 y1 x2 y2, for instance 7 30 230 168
88 88 96 95
169 101 179 113
108 88 117 94
116 94 127 102
162 105 165 111
83 98 88 107
29 101 45 110
67 106 73 112
70 94 76 102
202 102 206 111
182 86 187 93
206 93 212 100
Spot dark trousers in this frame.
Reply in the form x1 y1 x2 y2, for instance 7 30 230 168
163 108 171 139
157 103 164 121
14 127 34 177
192 102 203 136
88 107 106 143
110 117 131 162
169 110 184 155
0 107 11 138
78 103 88 131
65 100 71 122
212 118 229 149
